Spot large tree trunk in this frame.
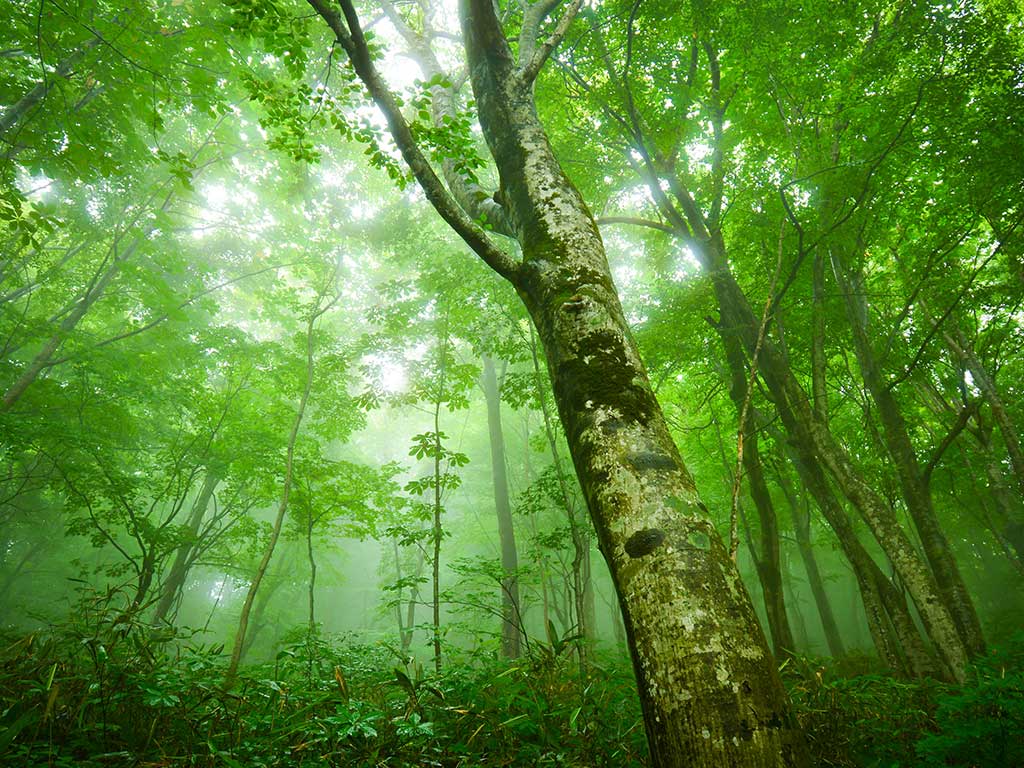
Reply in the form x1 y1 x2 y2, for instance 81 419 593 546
481 355 522 658
305 0 807 761
461 9 805 764
834 254 984 657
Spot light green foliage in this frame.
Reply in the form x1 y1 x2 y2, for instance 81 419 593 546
1 0 1022 763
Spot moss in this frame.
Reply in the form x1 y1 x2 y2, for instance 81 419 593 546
689 531 711 550
555 328 659 430
627 452 677 472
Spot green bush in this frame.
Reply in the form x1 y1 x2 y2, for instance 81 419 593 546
915 635 1024 768
3 601 1022 768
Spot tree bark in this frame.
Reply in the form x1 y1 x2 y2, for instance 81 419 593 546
481 355 522 658
461 5 806 762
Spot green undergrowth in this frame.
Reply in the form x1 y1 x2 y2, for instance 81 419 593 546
783 637 1024 767
1 604 1021 767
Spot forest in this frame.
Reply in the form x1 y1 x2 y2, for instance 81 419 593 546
1 0 1022 765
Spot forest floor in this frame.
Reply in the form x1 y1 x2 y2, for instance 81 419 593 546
1 608 1022 767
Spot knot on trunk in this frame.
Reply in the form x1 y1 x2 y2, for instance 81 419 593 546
625 528 665 558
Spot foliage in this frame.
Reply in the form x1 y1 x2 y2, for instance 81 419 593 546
785 636 1024 767
2 0 1024 764
0 595 647 767
3 603 1023 767
915 634 1024 768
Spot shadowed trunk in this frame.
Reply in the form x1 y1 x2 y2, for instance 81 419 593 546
482 355 522 658
707 255 967 681
773 467 845 658
152 472 219 624
720 327 796 658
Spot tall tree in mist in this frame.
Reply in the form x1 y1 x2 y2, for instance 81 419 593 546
279 0 809 763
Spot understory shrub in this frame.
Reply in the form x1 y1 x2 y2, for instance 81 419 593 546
1 597 1021 768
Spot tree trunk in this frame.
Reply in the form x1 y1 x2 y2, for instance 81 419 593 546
307 511 318 633
0 38 100 141
834 254 984 657
431 397 444 675
481 355 522 658
393 538 425 655
774 468 845 658
781 551 810 654
778 436 910 674
152 471 219 624
720 329 796 658
582 532 596 644
239 570 286 664
707 259 967 681
0 539 45 607
946 326 1024 495
462 9 806 762
305 0 809 761
530 327 592 668
227 298 327 681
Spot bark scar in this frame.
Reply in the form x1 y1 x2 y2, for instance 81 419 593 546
625 528 666 558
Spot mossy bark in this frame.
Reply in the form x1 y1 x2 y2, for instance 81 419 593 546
461 5 807 763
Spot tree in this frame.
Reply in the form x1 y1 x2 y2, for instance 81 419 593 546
481 354 523 659
236 0 810 763
226 267 343 680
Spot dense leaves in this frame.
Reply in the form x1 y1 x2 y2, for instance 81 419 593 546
1 0 1022 764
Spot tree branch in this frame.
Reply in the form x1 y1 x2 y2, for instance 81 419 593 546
307 0 520 283
596 215 677 235
923 400 979 485
520 0 584 85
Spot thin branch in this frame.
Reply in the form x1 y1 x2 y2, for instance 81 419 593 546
596 215 676 235
43 261 300 366
520 0 584 85
306 0 520 283
922 400 979 485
